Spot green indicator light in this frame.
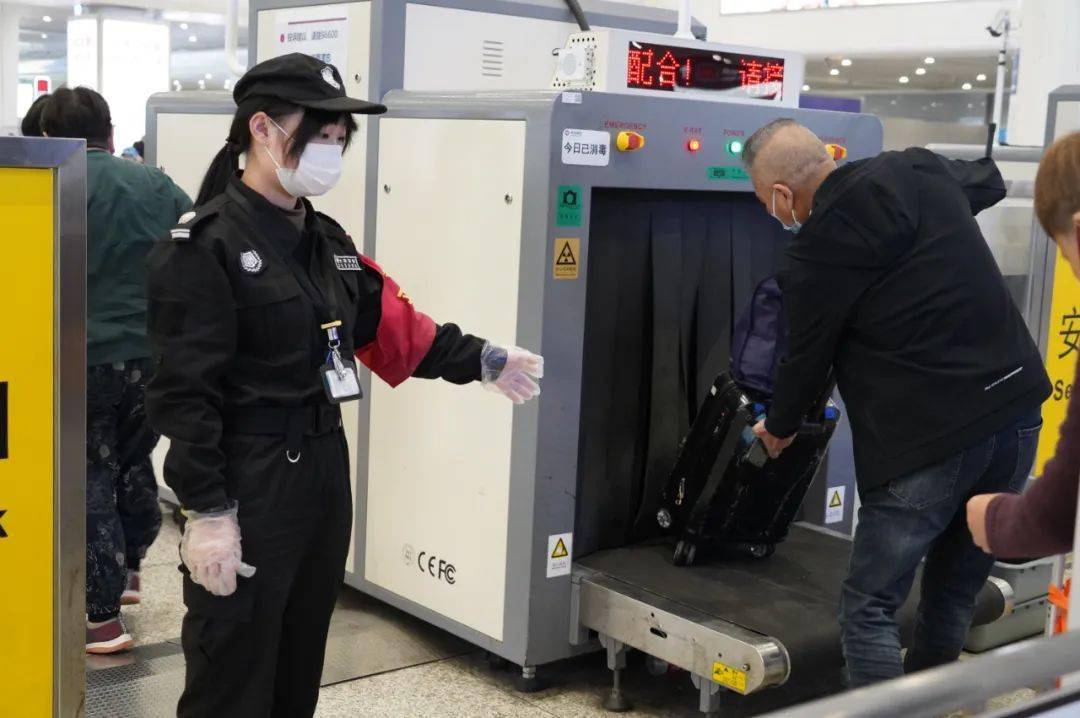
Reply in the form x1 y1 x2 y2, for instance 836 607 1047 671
726 138 744 156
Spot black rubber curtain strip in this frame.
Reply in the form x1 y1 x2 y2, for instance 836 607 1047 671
578 190 787 554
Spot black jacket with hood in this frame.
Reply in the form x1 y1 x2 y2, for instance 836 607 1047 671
765 147 1050 492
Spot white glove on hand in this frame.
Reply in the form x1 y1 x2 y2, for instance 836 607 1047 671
180 502 257 597
481 343 544 405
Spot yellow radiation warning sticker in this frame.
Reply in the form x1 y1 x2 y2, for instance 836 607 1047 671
711 662 748 693
547 532 573 578
553 238 580 280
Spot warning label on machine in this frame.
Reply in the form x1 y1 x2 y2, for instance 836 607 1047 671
825 486 846 524
547 532 573 578
711 661 748 693
553 238 580 280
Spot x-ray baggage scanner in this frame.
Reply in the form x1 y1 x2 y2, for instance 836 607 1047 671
354 89 987 714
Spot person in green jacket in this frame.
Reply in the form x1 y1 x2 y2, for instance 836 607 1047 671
42 86 193 654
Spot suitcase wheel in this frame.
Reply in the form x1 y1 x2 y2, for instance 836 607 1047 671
673 540 697 567
746 543 775 559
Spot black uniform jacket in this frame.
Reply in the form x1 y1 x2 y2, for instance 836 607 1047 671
765 148 1051 491
146 178 484 510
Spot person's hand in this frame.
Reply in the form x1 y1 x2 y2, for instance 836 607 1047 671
481 343 544 404
967 493 1003 554
180 503 257 596
752 420 795 459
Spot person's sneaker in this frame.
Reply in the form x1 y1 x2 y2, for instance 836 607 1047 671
86 617 134 654
121 571 141 605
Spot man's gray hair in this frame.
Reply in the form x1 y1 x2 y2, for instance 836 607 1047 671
742 118 798 171
742 117 832 189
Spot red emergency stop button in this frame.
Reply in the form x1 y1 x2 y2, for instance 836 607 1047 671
616 131 646 152
825 143 847 161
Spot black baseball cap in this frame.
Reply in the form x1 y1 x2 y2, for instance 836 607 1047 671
233 53 386 115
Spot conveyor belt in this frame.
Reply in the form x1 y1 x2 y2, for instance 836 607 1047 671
576 524 919 674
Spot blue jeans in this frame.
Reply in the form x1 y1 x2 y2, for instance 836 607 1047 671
839 410 1042 687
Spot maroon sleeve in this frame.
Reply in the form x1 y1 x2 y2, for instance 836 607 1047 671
354 255 437 388
985 362 1080 558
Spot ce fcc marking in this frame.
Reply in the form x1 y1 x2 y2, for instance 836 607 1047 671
404 544 457 586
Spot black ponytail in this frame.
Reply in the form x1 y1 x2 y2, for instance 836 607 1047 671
195 142 241 206
194 96 359 207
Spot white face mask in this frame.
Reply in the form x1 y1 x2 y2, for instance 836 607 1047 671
771 187 804 234
264 117 343 197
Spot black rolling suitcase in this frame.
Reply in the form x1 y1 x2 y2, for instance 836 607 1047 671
656 373 839 565
655 276 841 565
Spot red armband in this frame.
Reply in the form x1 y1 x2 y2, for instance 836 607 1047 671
355 255 437 387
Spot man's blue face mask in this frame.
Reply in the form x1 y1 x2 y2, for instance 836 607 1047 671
771 187 803 234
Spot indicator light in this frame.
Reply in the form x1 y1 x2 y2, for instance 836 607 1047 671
616 131 646 152
726 138 744 156
825 143 847 161
686 138 702 153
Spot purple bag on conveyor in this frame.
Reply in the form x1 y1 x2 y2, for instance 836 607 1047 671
729 276 786 398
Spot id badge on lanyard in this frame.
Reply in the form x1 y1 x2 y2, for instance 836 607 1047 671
320 321 362 403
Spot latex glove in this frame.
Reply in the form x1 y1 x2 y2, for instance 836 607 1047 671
966 493 1003 554
180 502 257 597
481 343 544 405
752 420 795 459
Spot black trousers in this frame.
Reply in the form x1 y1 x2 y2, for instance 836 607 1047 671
86 359 162 620
177 429 352 718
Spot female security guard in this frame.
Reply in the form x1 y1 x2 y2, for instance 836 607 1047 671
146 53 543 718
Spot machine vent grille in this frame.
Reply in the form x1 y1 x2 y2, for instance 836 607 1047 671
481 39 505 78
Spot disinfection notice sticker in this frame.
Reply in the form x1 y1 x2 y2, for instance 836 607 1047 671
825 485 846 524
547 532 573 578
561 129 610 166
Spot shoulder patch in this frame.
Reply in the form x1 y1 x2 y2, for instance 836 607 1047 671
167 196 226 242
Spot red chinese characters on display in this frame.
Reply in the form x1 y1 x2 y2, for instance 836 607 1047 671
739 58 785 97
627 47 655 87
657 51 680 89
626 42 785 99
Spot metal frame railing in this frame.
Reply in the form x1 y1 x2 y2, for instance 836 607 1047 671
761 631 1080 718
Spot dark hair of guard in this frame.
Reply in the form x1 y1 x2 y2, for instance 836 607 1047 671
20 93 51 137
39 86 112 148
195 97 358 206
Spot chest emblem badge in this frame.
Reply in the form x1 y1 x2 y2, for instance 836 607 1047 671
239 250 264 274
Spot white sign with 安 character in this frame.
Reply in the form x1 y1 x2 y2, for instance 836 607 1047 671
561 129 610 167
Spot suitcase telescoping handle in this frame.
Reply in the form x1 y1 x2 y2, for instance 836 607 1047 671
743 370 837 468
745 421 831 468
